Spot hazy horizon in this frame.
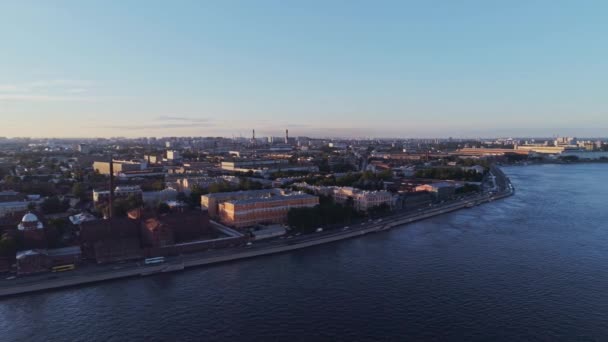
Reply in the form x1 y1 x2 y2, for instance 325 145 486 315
1 1 607 138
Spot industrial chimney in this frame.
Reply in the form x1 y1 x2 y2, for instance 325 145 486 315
108 159 114 219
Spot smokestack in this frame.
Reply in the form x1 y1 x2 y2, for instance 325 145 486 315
285 129 289 144
108 159 114 219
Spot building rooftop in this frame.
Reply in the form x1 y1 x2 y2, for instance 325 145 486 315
228 193 317 205
46 246 82 257
203 188 281 199
0 201 29 207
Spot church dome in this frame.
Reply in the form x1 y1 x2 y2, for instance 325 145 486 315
22 212 39 223
18 212 43 231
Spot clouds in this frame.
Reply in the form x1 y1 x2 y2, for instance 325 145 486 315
157 115 212 123
0 79 95 102
98 115 215 131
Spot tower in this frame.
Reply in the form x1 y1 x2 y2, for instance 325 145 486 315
285 129 289 144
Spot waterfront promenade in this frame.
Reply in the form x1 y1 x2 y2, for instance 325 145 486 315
0 168 513 298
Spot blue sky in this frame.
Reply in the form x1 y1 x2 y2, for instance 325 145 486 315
1 1 607 138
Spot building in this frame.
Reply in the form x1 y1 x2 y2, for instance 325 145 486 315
142 188 178 205
218 192 319 228
93 160 144 175
514 145 581 154
17 212 44 231
16 250 50 275
0 191 24 202
220 159 318 176
116 168 166 180
202 189 282 217
415 182 455 201
46 246 82 266
456 148 529 157
332 187 393 211
0 201 29 218
77 144 90 154
400 192 433 209
168 176 235 193
144 154 162 165
141 217 175 247
79 217 142 263
221 159 289 171
93 186 143 204
149 210 211 243
167 150 181 161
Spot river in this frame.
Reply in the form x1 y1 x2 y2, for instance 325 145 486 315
1 164 608 341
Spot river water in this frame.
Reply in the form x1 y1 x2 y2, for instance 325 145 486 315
2 164 608 341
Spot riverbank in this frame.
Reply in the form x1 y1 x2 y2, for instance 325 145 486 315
0 168 514 298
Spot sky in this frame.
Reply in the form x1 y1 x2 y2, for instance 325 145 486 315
1 0 607 138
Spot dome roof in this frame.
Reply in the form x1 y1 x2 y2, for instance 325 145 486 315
22 212 39 223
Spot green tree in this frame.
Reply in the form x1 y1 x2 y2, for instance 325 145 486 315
0 233 16 256
72 182 87 201
41 196 70 214
157 202 171 214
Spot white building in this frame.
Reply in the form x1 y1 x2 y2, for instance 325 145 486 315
142 188 178 204
293 183 393 211
332 187 393 211
93 186 143 203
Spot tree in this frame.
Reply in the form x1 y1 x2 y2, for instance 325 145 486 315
318 158 330 173
345 196 355 208
3 175 19 187
377 169 393 181
41 196 70 214
368 203 391 218
456 184 481 194
0 233 16 256
176 191 188 203
559 155 579 162
72 182 87 201
47 218 69 247
157 202 171 214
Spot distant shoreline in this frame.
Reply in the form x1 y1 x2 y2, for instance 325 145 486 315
0 167 514 298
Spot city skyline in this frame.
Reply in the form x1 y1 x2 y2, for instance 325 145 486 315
1 1 608 138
